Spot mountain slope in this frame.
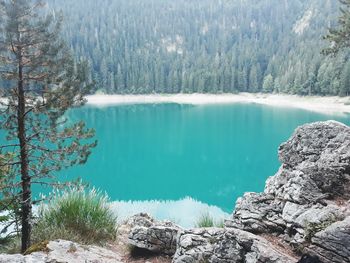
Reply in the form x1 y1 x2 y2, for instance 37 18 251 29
46 0 349 95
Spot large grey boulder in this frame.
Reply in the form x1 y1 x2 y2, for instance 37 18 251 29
225 121 350 261
0 240 124 263
128 213 182 255
229 121 350 232
266 121 350 204
173 228 297 263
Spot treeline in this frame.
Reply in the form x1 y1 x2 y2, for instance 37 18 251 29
43 0 349 96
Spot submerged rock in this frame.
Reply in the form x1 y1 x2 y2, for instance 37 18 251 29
128 213 182 255
0 239 123 263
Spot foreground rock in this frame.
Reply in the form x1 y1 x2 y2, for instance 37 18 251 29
267 120 350 204
128 213 182 255
173 228 297 263
226 121 350 262
307 216 350 263
0 240 123 263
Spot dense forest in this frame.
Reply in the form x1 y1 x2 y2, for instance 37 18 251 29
40 0 349 95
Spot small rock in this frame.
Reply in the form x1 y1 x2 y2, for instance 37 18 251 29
128 213 182 255
126 213 155 228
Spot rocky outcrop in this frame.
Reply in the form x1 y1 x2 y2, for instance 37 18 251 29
266 121 350 204
225 121 350 262
173 228 297 263
128 213 182 255
0 239 123 263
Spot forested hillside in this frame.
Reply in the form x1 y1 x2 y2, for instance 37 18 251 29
44 0 349 95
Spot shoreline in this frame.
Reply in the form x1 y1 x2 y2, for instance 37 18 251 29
85 93 350 116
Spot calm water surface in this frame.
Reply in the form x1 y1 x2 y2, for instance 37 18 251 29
55 103 349 226
2 103 348 226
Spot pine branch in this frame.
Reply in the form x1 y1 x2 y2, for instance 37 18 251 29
0 144 20 149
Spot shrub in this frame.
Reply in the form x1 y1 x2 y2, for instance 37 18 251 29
32 187 117 245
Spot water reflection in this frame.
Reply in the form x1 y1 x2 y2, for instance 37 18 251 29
110 197 230 228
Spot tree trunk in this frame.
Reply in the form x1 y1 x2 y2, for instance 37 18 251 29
17 48 32 253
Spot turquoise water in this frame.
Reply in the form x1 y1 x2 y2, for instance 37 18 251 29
2 103 350 226
59 103 349 225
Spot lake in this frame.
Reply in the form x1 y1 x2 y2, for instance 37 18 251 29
57 103 349 226
2 102 349 227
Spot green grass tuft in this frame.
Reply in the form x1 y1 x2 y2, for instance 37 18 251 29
195 213 225 228
215 219 225 228
196 212 215 228
32 187 117 245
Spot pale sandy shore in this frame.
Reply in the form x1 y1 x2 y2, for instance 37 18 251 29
1 93 349 115
86 93 350 116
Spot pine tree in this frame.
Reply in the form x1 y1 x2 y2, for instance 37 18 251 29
262 74 274 93
323 0 350 55
340 60 350 95
249 65 259 92
0 0 96 252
